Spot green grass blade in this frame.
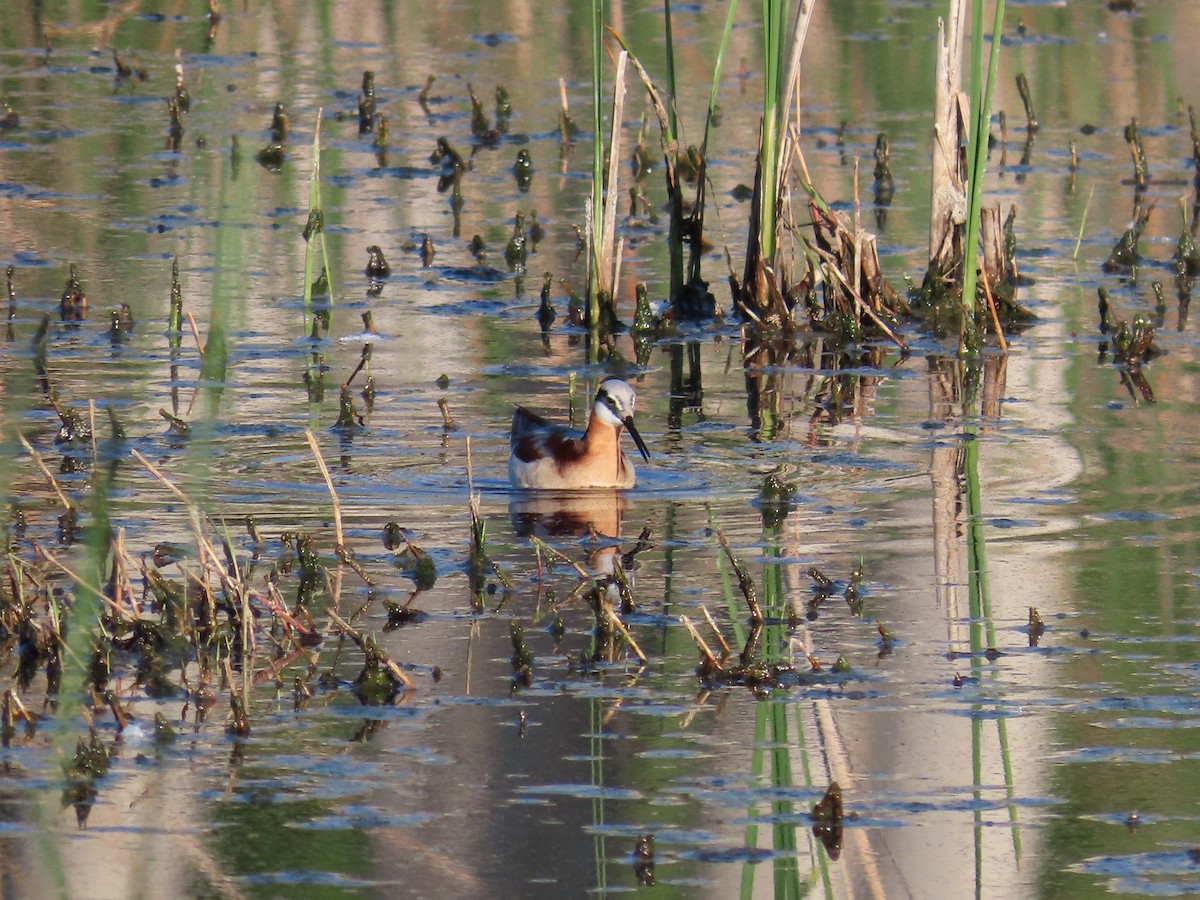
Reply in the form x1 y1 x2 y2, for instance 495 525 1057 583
1073 184 1094 260
701 0 741 161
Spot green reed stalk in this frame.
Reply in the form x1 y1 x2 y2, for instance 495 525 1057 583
765 535 803 896
758 0 789 266
965 427 988 896
663 0 678 139
589 697 609 892
742 703 768 897
589 0 605 326
965 419 1023 888
718 517 819 897
965 420 1023 868
998 713 1023 859
973 698 985 896
961 0 1006 320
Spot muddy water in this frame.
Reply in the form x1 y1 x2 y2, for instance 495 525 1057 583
3 1 1200 898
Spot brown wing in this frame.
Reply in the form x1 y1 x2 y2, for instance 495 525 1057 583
512 405 551 435
511 406 587 464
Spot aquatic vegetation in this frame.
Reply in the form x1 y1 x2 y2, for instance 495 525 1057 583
1103 201 1153 272
364 244 391 279
58 265 86 322
512 148 533 192
358 70 376 134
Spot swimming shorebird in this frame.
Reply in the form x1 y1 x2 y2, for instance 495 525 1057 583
509 378 650 490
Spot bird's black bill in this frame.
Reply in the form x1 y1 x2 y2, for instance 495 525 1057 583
625 417 650 461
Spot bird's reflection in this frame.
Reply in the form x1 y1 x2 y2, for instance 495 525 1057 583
509 489 627 573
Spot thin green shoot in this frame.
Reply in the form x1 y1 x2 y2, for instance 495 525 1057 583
684 0 741 295
700 1 740 163
662 0 685 301
608 27 686 300
1072 184 1094 261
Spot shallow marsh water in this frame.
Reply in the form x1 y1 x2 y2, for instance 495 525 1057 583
3 1 1200 898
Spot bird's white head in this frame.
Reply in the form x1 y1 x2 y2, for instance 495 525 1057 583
593 378 650 460
593 378 635 426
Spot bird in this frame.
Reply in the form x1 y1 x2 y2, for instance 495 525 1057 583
509 378 650 490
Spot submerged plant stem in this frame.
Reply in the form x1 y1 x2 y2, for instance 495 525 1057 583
302 110 334 333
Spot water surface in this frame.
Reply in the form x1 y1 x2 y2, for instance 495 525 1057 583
3 2 1200 898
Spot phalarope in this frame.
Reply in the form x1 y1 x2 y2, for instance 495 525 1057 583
509 378 650 490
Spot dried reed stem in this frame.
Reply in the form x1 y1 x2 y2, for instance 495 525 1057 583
17 433 72 512
978 265 1008 354
305 428 344 549
679 615 722 669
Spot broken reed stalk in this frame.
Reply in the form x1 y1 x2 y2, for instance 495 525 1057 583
614 0 736 304
221 657 251 737
131 448 190 504
17 433 73 513
130 453 253 666
302 109 334 332
465 436 509 604
529 535 592 580
609 35 685 300
716 529 763 623
604 605 648 665
1015 72 1037 133
699 604 732 657
931 13 966 260
168 256 184 345
679 615 723 670
558 77 574 153
305 428 344 549
184 311 206 356
37 545 133 624
818 243 907 349
327 608 416 689
594 49 628 312
978 266 1008 354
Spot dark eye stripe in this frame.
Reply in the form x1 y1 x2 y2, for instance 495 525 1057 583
599 387 633 417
